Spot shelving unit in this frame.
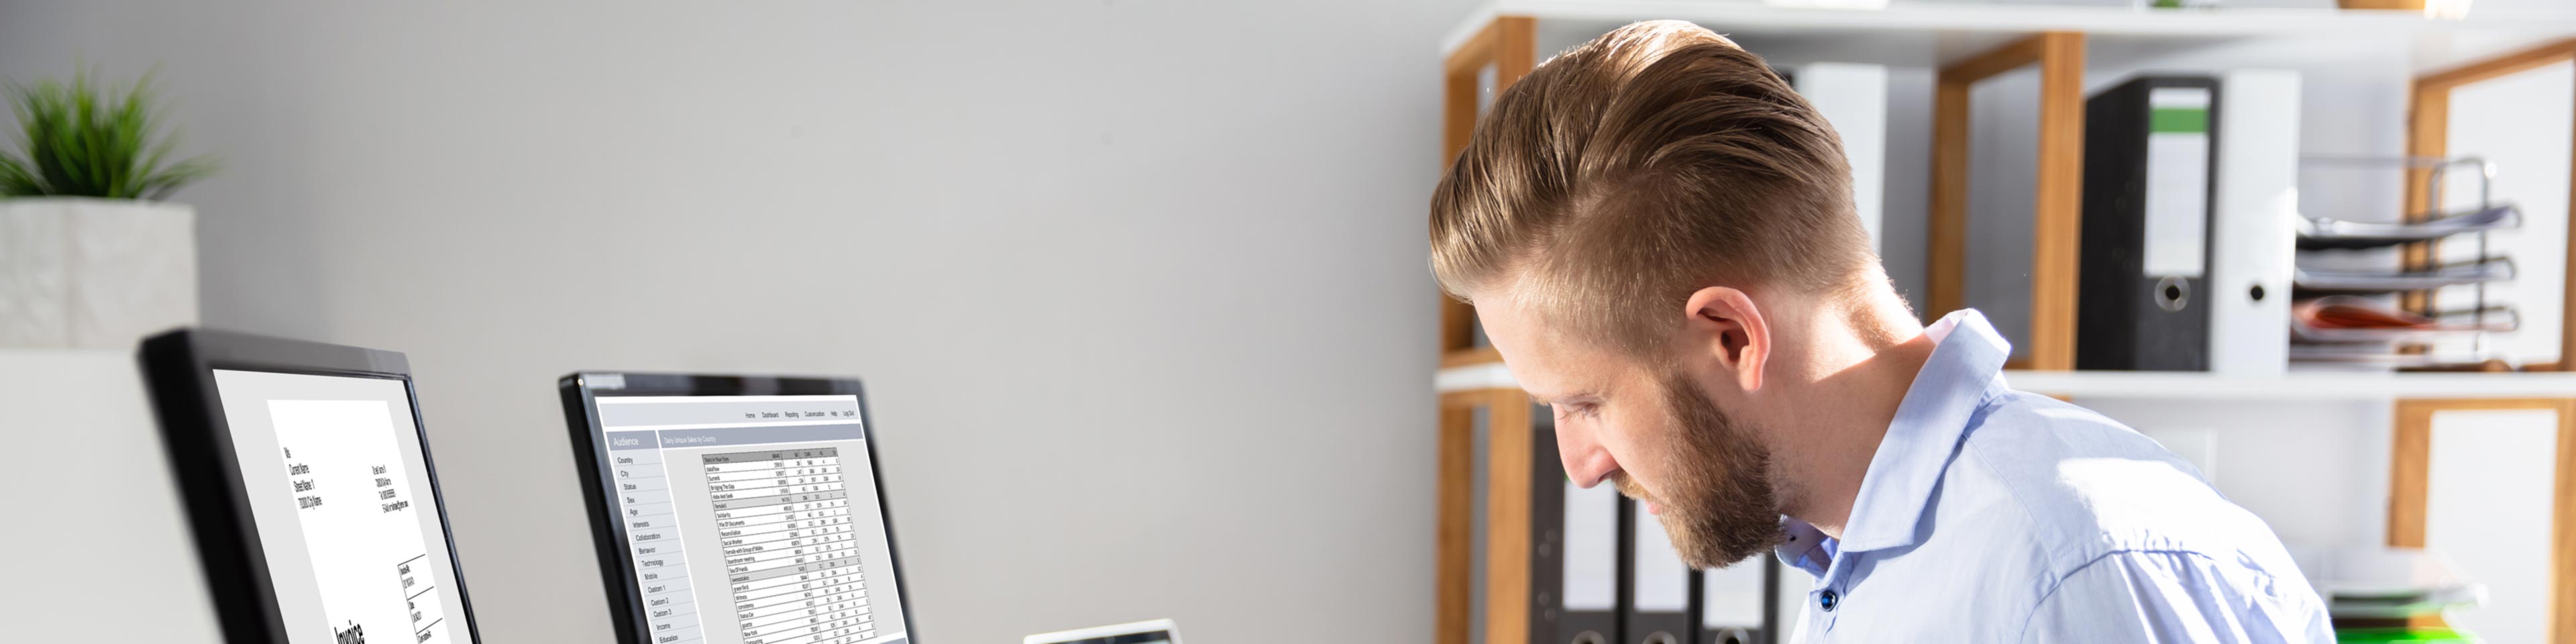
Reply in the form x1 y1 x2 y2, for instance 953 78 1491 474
1446 1 2576 72
1440 361 2576 401
1434 2 2576 374
1428 4 2576 644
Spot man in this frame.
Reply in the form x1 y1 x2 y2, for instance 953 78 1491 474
1429 21 2330 643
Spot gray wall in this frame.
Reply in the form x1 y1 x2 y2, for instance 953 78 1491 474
0 1 1474 641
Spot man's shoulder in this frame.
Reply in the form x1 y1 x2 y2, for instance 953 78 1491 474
1943 391 2294 575
1856 390 2332 641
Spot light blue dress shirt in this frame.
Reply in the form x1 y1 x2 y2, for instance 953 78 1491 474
1773 310 2332 643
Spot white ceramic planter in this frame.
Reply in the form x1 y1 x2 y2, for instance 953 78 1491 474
0 197 199 349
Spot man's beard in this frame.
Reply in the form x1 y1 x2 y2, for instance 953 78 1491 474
1619 372 1784 569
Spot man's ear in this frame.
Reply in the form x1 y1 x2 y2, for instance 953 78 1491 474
1682 286 1768 392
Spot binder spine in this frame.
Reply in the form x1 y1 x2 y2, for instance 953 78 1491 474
2209 69 2300 376
1617 499 1644 644
2079 75 2221 371
1760 557 1780 644
1531 407 1568 644
1790 63 1890 253
1695 553 1774 644
1534 405 1621 644
1621 498 1694 644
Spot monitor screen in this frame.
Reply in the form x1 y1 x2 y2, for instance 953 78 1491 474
211 368 468 644
1046 633 1173 644
590 392 908 644
1024 620 1179 644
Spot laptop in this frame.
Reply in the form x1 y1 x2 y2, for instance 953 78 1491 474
561 372 916 644
1024 619 1184 644
138 329 485 643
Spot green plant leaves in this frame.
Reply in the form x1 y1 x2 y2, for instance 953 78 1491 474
0 68 218 200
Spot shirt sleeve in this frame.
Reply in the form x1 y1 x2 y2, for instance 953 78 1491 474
2017 550 2333 644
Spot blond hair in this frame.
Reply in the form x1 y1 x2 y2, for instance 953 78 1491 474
1428 21 1875 356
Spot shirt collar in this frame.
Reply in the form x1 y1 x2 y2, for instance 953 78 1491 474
1826 309 2011 553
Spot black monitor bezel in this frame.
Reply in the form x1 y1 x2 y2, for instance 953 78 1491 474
136 327 486 643
558 372 916 644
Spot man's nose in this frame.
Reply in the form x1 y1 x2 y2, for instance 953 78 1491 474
1556 421 1618 488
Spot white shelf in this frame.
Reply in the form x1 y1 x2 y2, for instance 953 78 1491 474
1434 360 2576 400
1444 0 2576 72
2006 370 2576 400
1435 360 1523 393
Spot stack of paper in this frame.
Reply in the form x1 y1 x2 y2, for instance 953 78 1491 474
2284 158 2519 370
2292 547 2487 643
2292 296 2515 343
2286 297 2514 368
2332 627 2482 643
2294 259 2514 293
2297 204 2520 250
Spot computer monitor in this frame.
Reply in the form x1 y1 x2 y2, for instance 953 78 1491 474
1022 619 1183 644
561 372 914 644
138 329 484 644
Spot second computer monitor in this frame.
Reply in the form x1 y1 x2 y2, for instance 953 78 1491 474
561 372 914 644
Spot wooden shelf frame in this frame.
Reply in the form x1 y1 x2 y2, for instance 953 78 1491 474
1437 17 1538 644
1438 388 1537 644
1927 32 2088 372
1438 17 1537 372
1440 1 2576 64
2388 398 2576 640
2404 38 2576 371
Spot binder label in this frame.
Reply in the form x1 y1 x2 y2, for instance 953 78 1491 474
1632 510 1691 612
1701 559 1768 629
1565 481 1620 611
2144 87 2212 279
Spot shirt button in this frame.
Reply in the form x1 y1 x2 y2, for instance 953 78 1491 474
1819 590 1839 612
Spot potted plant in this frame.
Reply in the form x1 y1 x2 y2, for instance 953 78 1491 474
0 70 217 350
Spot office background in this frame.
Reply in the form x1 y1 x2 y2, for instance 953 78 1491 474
0 1 1482 642
4 1 2574 643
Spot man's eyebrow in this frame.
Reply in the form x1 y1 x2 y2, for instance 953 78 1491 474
1527 391 1593 407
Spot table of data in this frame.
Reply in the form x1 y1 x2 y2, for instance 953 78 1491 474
615 445 704 644
706 448 875 644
